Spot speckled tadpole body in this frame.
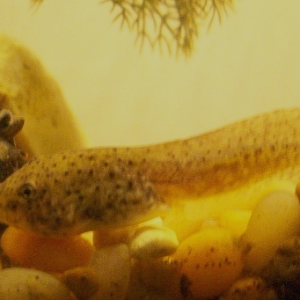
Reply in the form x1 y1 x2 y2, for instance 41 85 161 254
0 153 167 236
0 108 300 236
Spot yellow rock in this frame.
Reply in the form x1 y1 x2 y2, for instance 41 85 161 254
172 227 243 300
1 227 94 273
219 210 252 237
0 35 85 156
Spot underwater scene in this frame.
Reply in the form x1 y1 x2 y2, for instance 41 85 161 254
0 1 300 299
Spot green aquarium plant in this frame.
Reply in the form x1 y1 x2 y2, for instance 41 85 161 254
31 0 234 57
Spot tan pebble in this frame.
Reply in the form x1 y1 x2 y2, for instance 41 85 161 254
129 225 179 259
220 277 279 300
0 267 76 300
61 267 100 300
88 243 130 300
130 257 182 300
93 226 133 249
93 218 163 249
242 190 300 273
93 218 164 250
262 235 300 284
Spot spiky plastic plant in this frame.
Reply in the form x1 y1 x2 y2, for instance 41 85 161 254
105 0 234 56
31 0 234 56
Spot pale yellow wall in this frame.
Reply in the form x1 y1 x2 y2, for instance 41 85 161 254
0 0 300 147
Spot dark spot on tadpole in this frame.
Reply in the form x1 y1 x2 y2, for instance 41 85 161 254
132 199 141 205
78 276 89 284
64 190 72 197
106 202 114 209
44 200 51 208
127 180 133 190
83 207 104 220
53 217 65 229
6 201 18 211
244 153 250 161
255 148 262 156
180 274 192 298
108 171 115 179
83 207 95 218
120 198 127 205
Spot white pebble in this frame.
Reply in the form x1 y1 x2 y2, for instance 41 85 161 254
220 277 278 300
88 243 130 300
129 225 179 259
0 268 75 300
242 190 300 273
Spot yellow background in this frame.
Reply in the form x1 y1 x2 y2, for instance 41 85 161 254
0 0 299 147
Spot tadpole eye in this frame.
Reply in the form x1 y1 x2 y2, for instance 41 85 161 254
17 182 38 200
